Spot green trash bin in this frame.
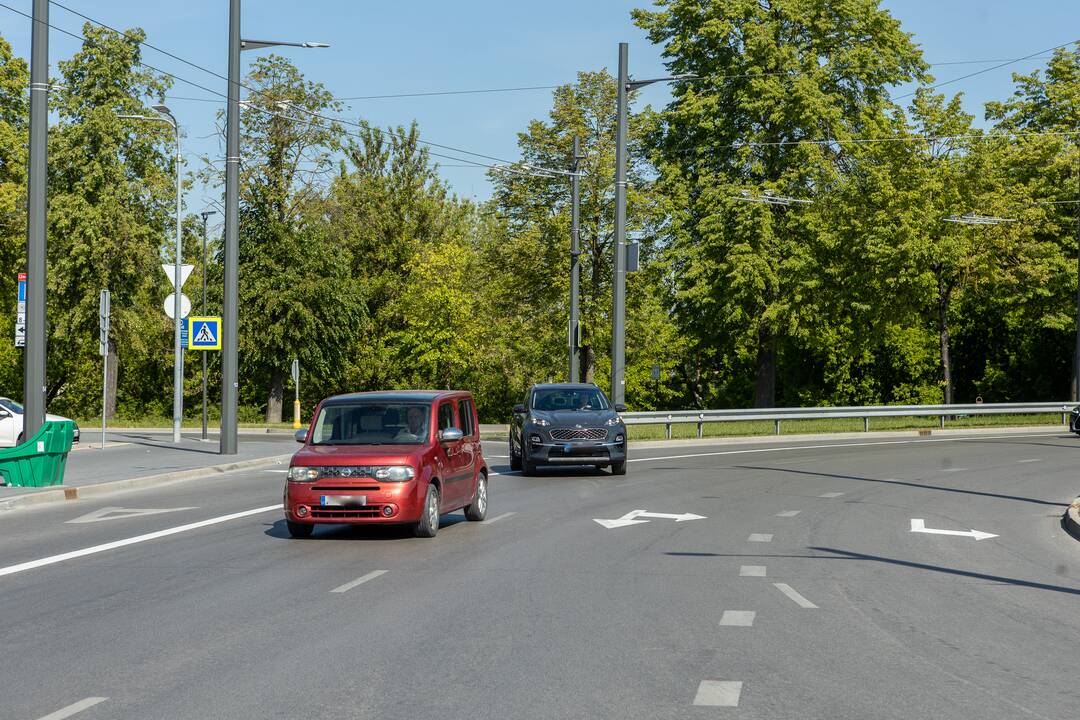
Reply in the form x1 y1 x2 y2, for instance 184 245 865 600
0 420 76 487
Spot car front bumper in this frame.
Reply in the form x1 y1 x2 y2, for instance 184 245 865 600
285 479 425 524
525 436 627 466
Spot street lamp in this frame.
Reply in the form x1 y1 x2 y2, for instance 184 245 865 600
942 212 1015 225
119 103 184 444
199 209 217 441
611 42 697 406
221 0 329 455
732 189 813 206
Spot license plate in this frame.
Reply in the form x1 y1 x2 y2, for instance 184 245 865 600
320 495 367 507
563 443 573 454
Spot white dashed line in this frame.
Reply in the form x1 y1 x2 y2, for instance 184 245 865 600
34 698 108 720
693 680 743 707
330 569 387 594
480 511 517 525
776 510 801 517
818 492 844 498
740 565 767 577
0 506 279 579
774 582 818 608
941 468 968 472
747 533 773 542
719 610 756 627
1017 458 1041 464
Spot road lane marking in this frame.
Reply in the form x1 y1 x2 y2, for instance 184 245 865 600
941 468 968 472
774 583 818 608
818 492 844 498
480 511 516 525
66 506 198 524
267 469 288 473
0 506 279 579
487 455 510 458
719 610 755 627
776 510 801 517
693 680 742 707
594 509 706 529
34 698 108 720
910 518 998 541
330 569 387 594
740 565 766 577
1017 458 1041 463
747 533 773 542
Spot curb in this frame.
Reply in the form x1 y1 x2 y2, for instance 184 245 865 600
0 453 293 513
1064 497 1080 542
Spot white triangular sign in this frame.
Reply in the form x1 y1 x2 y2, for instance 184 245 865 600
66 506 198 524
162 264 195 290
193 322 216 344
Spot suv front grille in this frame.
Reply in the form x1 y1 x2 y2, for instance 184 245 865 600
550 427 607 441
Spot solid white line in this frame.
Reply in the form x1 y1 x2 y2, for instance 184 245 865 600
747 533 773 542
34 698 108 720
487 455 510 458
719 610 755 627
330 569 387 594
818 492 844 498
774 582 818 608
0 506 280 579
740 565 766 577
1017 458 1041 464
267 469 288 473
776 510 801 517
480 511 517 525
693 680 742 707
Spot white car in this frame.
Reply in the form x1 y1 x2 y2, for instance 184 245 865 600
0 397 80 447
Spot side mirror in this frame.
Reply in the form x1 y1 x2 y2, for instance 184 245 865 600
513 404 525 414
294 428 308 443
439 427 464 443
614 403 627 413
0 408 10 419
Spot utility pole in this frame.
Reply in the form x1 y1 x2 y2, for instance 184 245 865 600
201 209 216 440
611 43 629 406
222 0 242 455
569 136 583 383
23 0 48 436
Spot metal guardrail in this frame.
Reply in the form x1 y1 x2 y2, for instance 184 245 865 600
621 401 1076 438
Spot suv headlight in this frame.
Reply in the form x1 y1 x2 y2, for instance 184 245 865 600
374 466 415 481
605 416 622 426
287 466 320 482
531 417 550 427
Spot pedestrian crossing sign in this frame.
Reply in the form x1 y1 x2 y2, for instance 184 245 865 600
187 316 221 351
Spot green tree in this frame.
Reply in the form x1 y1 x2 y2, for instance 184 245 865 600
0 33 28 398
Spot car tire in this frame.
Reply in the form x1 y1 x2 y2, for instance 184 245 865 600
509 434 522 471
464 473 488 521
16 431 24 445
522 445 537 476
610 458 627 475
286 520 314 538
414 484 440 538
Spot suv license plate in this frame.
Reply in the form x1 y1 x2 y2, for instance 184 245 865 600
320 495 367 507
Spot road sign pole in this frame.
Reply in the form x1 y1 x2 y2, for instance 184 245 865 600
99 289 110 450
291 358 300 429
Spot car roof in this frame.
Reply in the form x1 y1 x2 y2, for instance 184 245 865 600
320 390 465 405
529 383 603 391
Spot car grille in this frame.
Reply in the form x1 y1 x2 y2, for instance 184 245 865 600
318 466 380 479
549 427 607 441
311 485 380 492
310 506 382 519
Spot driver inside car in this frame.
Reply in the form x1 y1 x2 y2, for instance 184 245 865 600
394 406 428 442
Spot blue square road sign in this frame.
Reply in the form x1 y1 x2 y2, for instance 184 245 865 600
187 316 221 350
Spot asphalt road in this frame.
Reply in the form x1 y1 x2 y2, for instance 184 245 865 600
1 430 1078 719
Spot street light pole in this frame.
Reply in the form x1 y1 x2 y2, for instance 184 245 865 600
221 0 328 455
153 105 184 444
23 0 49 437
611 43 630 406
569 136 583 383
200 209 216 441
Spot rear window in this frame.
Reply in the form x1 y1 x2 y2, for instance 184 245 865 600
311 402 431 445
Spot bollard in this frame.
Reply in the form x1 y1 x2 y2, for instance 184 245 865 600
774 420 781 435
697 413 704 438
863 417 869 432
665 415 672 440
940 414 945 429
293 399 302 429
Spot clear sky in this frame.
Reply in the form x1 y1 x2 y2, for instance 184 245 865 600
3 0 1080 211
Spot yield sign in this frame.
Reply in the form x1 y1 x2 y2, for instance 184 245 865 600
66 506 198 524
162 263 195 290
594 509 706 529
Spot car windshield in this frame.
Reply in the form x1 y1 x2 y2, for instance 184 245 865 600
310 402 431 445
530 388 610 412
0 398 24 414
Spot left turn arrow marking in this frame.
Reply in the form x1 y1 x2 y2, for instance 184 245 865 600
67 506 199 524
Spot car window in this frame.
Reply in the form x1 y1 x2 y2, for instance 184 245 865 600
457 399 474 437
530 388 610 411
310 402 430 445
438 402 455 431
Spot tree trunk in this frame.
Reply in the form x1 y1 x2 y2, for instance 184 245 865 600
105 339 118 419
266 367 284 423
938 281 953 405
582 344 595 384
753 325 777 408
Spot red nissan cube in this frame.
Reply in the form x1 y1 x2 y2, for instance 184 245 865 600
283 390 489 538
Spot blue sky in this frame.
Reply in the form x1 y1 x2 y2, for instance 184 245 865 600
3 0 1080 209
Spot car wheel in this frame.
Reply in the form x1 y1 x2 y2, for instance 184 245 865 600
286 520 314 538
610 458 627 476
414 484 440 538
522 445 537 476
16 431 24 445
509 433 522 471
464 473 488 521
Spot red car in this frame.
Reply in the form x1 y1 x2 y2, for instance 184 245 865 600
283 390 489 538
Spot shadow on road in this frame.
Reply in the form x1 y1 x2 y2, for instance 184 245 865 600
264 514 471 541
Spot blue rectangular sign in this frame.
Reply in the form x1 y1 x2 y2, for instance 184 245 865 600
187 316 221 351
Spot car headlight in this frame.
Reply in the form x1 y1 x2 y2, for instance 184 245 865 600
374 466 415 481
532 417 550 427
287 466 321 482
605 416 622 426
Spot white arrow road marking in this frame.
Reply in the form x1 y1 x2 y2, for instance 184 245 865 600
910 518 998 541
593 509 706 529
66 506 198 524
774 583 818 608
34 697 108 720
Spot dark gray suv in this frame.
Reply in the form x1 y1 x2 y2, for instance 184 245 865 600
510 383 627 475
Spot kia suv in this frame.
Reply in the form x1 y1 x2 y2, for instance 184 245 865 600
510 383 627 475
284 390 489 538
